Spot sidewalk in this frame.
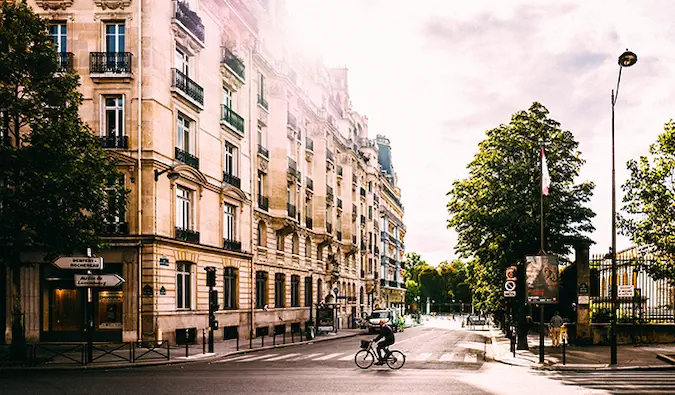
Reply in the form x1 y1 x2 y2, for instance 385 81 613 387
489 326 675 371
0 329 367 372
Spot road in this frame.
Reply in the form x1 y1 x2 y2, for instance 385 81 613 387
1 317 673 394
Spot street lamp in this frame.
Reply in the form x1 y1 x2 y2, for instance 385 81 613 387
610 49 637 365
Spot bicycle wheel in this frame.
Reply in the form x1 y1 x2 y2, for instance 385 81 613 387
386 350 406 370
354 350 375 369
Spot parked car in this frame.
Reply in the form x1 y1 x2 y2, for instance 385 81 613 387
367 309 400 333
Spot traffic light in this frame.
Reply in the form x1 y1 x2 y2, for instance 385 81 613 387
205 266 216 287
209 289 219 312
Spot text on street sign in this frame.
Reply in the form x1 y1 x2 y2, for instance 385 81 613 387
53 256 103 270
75 274 124 288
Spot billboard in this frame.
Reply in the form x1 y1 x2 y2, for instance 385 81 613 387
525 254 559 304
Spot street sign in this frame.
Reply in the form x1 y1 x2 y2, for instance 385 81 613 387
504 280 516 292
506 266 517 280
75 274 124 287
504 290 516 297
578 295 589 304
618 285 635 298
53 256 103 270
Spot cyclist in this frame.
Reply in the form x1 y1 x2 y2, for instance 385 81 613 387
371 319 395 365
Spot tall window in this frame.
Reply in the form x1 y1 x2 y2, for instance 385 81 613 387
257 171 264 197
175 47 189 76
257 126 265 147
104 175 126 224
222 86 232 109
103 95 124 137
176 262 192 309
317 278 323 303
290 275 300 307
176 186 192 230
257 221 266 247
224 204 235 241
223 267 237 309
274 273 285 308
277 234 285 251
49 23 67 52
304 277 312 307
258 72 265 99
255 271 268 309
177 113 192 153
225 143 237 176
368 206 372 220
105 23 125 52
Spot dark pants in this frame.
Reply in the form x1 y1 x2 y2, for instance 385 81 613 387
376 339 394 361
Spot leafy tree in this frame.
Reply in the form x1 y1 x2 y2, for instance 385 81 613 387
0 1 128 357
446 102 595 347
403 252 429 283
619 120 675 280
404 279 421 309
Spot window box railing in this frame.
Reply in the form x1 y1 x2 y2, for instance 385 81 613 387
337 231 342 241
56 52 74 73
221 105 245 135
337 198 342 209
326 222 332 234
326 149 334 162
326 186 334 203
172 68 204 105
90 52 132 74
257 94 268 111
223 238 242 252
306 217 313 229
101 222 129 235
257 144 269 158
287 157 299 178
306 177 313 191
221 46 245 80
175 0 205 42
287 203 297 219
258 195 269 211
100 135 128 149
223 172 241 188
306 138 314 152
176 227 200 243
175 146 199 170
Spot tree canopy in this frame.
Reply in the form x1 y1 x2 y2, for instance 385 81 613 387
403 252 471 309
446 102 595 311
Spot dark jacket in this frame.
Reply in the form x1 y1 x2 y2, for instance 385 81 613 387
374 324 395 342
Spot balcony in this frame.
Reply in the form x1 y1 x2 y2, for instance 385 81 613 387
388 280 398 288
326 148 334 163
257 94 268 111
305 217 313 229
305 138 314 152
223 172 241 188
352 235 357 245
287 112 298 130
305 177 313 191
221 46 245 81
56 52 74 73
174 0 205 43
337 231 342 241
352 179 358 190
101 222 129 235
374 246 379 254
172 68 204 107
380 279 385 287
223 238 242 252
360 215 366 225
360 187 366 198
326 185 334 203
374 195 379 204
399 282 406 289
175 227 199 244
258 195 269 211
287 203 297 219
352 203 357 215
100 135 128 149
89 52 132 77
175 147 199 170
337 166 343 178
220 105 245 136
258 144 269 159
326 222 333 234
287 157 299 179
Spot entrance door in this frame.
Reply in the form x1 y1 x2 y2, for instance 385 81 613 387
49 288 85 332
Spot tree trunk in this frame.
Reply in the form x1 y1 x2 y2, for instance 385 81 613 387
10 261 26 360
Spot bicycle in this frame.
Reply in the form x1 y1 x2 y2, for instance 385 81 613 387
354 340 406 369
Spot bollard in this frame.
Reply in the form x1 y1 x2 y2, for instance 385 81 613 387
283 331 286 344
261 334 264 347
300 330 303 342
186 342 189 358
562 337 566 365
484 338 487 361
292 331 295 343
236 334 240 351
202 328 206 354
273 332 276 346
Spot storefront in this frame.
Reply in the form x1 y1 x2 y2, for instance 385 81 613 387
41 263 124 342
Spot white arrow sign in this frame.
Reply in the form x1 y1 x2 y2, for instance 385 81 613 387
74 274 124 288
53 256 103 270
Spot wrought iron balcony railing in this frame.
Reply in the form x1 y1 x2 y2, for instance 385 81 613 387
175 0 205 42
360 215 366 225
258 144 269 158
100 135 128 149
172 68 204 105
221 105 245 135
176 227 200 244
56 52 74 72
175 146 199 170
90 52 132 74
221 46 245 80
337 166 343 177
258 195 269 211
223 238 242 252
287 157 299 178
360 187 366 197
223 172 241 188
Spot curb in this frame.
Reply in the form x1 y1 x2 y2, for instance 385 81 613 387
0 331 366 373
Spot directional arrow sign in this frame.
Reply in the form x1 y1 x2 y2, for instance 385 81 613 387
53 256 103 270
74 274 124 288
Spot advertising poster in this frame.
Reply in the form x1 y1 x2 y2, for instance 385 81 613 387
317 306 335 332
525 254 559 304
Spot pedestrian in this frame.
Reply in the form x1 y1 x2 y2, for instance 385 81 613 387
550 311 563 347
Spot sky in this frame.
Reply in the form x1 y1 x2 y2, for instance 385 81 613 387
284 0 675 266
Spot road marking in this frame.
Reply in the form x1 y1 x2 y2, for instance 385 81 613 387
439 353 456 361
290 353 322 361
236 353 279 362
265 353 301 361
412 352 432 361
464 354 478 363
312 353 344 361
338 354 355 361
214 355 256 363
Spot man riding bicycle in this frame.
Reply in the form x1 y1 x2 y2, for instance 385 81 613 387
371 319 395 365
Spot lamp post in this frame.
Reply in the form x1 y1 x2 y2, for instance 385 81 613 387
610 49 637 365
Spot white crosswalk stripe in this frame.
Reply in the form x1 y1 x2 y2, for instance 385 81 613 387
549 371 675 394
214 354 256 363
215 351 484 364
439 353 456 361
463 354 478 363
412 352 432 361
236 353 279 362
265 353 301 361
290 353 322 361
338 354 355 361
312 353 344 361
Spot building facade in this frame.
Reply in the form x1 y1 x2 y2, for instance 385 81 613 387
3 0 405 345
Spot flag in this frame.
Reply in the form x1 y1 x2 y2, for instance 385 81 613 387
541 147 550 196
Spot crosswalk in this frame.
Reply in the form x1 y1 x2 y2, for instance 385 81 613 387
215 350 483 365
544 371 675 394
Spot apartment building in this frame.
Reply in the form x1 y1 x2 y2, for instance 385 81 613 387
4 0 405 345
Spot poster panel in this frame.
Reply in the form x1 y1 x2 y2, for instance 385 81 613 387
525 254 559 304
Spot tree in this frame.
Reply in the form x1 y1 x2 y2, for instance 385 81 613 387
619 120 675 280
446 102 595 347
0 1 128 357
403 252 430 283
404 279 421 310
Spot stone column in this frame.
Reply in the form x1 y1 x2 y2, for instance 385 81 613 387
575 241 592 345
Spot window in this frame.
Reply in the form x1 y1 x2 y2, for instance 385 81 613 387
317 245 323 261
292 234 299 255
103 95 124 137
274 273 285 308
177 113 192 153
277 234 285 251
257 126 265 147
305 236 312 258
368 181 372 193
368 206 372 220
258 72 265 99
257 221 267 247
104 175 126 224
291 275 300 307
105 23 125 52
317 278 323 303
49 23 67 52
222 86 232 108
223 267 237 309
225 143 237 176
304 277 312 307
175 47 189 76
176 186 192 230
255 271 268 309
224 204 235 241
176 262 192 309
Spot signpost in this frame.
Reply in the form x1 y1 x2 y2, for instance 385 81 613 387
52 256 103 270
74 274 125 288
504 266 517 298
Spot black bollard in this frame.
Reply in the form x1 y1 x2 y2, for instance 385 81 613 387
292 331 295 343
202 328 206 354
562 337 566 365
236 334 239 351
186 342 189 358
273 332 276 346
